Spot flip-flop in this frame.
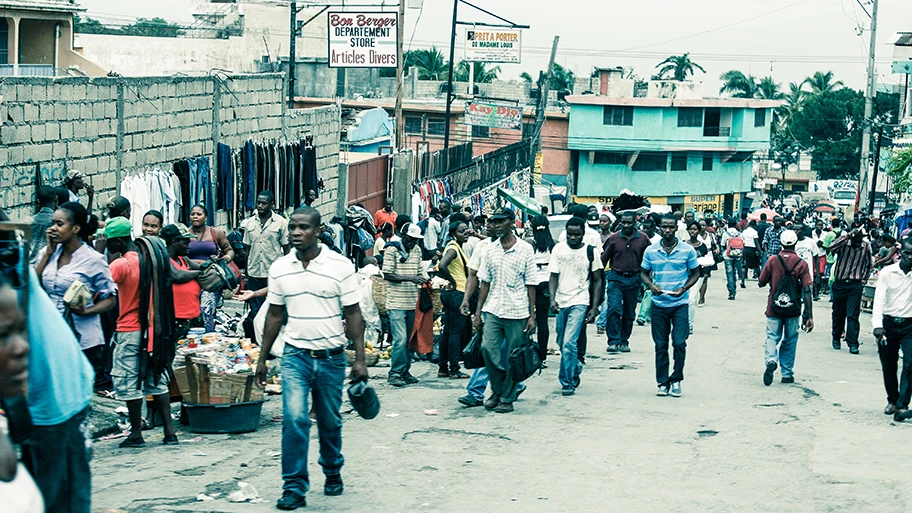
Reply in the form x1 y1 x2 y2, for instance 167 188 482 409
96 390 117 399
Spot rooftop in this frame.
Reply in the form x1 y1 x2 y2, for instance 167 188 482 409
0 0 82 12
565 95 782 109
894 32 912 47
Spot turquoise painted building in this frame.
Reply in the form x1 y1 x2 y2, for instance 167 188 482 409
566 94 779 215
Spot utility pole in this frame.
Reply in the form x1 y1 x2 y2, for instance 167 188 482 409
868 124 885 216
442 0 459 172
288 0 297 109
858 0 879 212
530 35 559 196
394 1 405 150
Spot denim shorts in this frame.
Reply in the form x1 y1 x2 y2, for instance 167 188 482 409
112 331 170 401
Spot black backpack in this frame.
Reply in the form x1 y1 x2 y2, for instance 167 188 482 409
770 254 802 318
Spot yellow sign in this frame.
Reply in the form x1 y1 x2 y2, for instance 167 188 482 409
573 196 615 205
533 151 543 180
686 195 721 214
647 197 667 205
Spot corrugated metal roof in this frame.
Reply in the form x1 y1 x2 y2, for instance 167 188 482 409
0 0 81 13
896 33 912 47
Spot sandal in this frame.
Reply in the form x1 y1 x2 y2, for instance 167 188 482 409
449 371 470 379
96 390 116 399
437 371 450 378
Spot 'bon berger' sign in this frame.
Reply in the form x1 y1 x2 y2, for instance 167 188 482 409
328 12 398 68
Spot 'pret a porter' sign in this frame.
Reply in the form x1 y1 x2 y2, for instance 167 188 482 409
328 12 398 68
464 28 522 63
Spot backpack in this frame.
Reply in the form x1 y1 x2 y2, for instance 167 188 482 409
198 257 240 293
508 334 544 383
727 236 744 258
770 254 802 318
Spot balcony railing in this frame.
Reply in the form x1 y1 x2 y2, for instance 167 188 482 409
703 126 731 137
0 64 58 77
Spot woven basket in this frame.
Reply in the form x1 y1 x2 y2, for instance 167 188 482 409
371 276 387 315
345 349 380 367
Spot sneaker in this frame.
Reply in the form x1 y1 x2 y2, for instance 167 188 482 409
763 361 777 387
728 294 735 300
493 402 514 413
403 374 419 384
324 474 344 496
484 395 500 411
656 385 669 397
573 376 581 388
780 377 795 384
740 282 746 289
162 434 179 445
619 344 631 353
458 394 483 407
561 386 575 396
669 382 682 397
635 319 646 326
894 408 912 422
885 403 897 415
849 345 859 355
388 376 407 387
832 339 841 350
119 436 146 448
606 344 619 353
276 491 307 510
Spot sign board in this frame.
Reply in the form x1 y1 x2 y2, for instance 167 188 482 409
328 12 398 68
892 61 912 74
464 101 523 129
686 195 721 214
464 28 522 63
533 151 543 180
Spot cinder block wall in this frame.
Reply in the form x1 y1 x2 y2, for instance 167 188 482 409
0 74 341 223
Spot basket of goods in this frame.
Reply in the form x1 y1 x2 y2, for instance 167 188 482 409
371 276 387 315
345 341 381 367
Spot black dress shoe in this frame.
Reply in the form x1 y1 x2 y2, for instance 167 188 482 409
849 345 859 355
885 404 897 415
324 474 344 496
276 491 307 510
832 339 841 350
894 409 912 422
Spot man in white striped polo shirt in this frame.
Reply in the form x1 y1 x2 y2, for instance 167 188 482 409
256 207 368 511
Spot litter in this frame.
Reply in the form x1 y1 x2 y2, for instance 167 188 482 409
184 436 203 443
424 409 439 416
384 413 399 418
227 482 259 503
192 452 208 456
99 431 128 441
196 494 215 502
114 406 129 415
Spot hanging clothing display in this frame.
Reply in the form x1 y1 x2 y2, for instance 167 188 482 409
217 143 234 211
120 167 182 236
411 178 453 221
238 136 318 213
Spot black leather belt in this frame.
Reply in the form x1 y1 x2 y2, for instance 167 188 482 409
305 346 345 359
886 315 912 325
613 270 640 278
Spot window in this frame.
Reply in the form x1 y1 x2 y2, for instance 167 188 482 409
471 125 490 138
632 152 667 172
404 116 423 134
427 118 446 136
593 152 629 165
603 106 633 126
677 108 703 127
754 108 766 127
702 152 714 171
671 152 688 171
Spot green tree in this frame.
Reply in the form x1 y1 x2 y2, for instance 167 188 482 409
655 53 705 81
520 71 534 83
756 76 784 100
453 61 501 83
410 47 448 80
804 71 843 94
73 14 109 34
120 17 186 38
379 49 422 78
887 148 912 195
521 64 575 91
787 88 864 180
719 70 759 98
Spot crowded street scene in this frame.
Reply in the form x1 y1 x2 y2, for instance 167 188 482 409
3 0 912 511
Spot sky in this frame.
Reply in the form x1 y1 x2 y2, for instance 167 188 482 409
75 0 912 93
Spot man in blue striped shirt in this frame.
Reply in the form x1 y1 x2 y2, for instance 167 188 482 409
640 214 700 398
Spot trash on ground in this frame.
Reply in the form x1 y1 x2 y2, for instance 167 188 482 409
424 409 439 416
384 413 399 418
192 451 208 456
228 482 259 502
197 494 215 502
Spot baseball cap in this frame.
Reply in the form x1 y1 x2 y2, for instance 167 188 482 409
489 207 515 221
161 223 193 242
587 211 600 226
403 222 424 239
104 217 133 239
65 170 84 182
780 230 797 246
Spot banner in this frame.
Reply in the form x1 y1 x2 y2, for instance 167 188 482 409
328 12 398 68
464 28 522 63
464 101 523 129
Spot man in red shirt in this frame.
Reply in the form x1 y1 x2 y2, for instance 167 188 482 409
373 199 397 231
105 217 177 448
758 230 814 386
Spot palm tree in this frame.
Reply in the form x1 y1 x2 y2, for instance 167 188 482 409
719 70 759 98
454 61 501 83
756 76 784 100
655 53 706 81
803 71 843 94
412 47 448 80
784 82 805 108
520 71 534 83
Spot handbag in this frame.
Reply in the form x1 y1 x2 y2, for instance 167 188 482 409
198 257 239 292
508 334 543 383
462 328 484 369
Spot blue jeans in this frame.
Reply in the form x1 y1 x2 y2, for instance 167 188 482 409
724 258 742 296
764 316 800 379
388 309 416 379
605 272 641 346
188 157 214 225
467 344 527 401
281 346 346 497
651 304 688 385
556 305 586 389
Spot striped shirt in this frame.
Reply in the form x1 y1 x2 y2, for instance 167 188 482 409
478 238 538 319
641 239 700 308
383 243 422 311
829 234 872 282
266 248 360 350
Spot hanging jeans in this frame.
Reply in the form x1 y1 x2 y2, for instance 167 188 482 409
189 157 214 226
217 143 233 211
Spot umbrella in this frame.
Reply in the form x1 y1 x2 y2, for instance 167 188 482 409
748 208 776 221
497 188 542 218
814 203 837 213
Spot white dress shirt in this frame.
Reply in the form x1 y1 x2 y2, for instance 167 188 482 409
872 262 912 329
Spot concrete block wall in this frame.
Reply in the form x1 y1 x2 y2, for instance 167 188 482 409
285 105 341 217
0 74 342 223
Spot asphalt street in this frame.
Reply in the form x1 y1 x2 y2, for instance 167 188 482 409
90 277 912 513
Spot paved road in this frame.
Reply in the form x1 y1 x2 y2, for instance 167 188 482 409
91 278 912 513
